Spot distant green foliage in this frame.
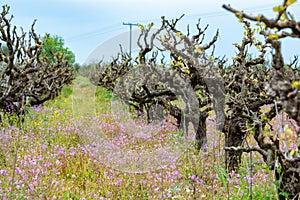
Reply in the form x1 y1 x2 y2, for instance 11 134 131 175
60 85 73 98
95 86 113 100
73 63 81 73
78 64 96 77
73 76 91 88
40 33 75 65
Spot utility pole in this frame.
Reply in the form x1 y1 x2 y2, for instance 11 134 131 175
122 22 138 58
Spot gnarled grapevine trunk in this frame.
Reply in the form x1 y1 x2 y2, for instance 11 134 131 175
275 158 300 200
224 116 247 172
196 112 208 150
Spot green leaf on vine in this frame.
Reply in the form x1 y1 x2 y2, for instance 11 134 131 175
147 22 154 29
273 5 284 12
293 81 300 89
268 33 279 40
138 24 144 30
286 0 297 6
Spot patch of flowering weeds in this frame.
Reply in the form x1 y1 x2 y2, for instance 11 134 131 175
0 103 289 199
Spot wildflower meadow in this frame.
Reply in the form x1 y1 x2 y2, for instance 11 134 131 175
1 77 294 199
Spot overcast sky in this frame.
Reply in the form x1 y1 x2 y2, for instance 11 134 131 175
1 0 300 64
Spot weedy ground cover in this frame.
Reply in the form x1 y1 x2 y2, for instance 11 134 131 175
1 77 295 199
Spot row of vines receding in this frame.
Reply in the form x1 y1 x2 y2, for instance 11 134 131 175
87 1 300 199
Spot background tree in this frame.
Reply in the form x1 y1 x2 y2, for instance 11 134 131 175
40 33 80 74
40 33 75 65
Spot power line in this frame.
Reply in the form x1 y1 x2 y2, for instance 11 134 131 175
135 2 300 24
66 2 300 42
66 23 127 42
186 2 300 20
67 27 126 42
